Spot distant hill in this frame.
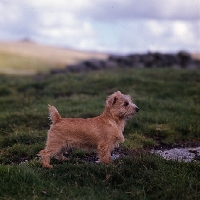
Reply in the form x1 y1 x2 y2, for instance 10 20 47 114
0 41 199 75
0 41 108 75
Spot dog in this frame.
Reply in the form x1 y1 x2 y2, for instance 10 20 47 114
38 91 139 168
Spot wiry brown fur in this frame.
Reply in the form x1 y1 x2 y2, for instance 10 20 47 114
38 91 139 168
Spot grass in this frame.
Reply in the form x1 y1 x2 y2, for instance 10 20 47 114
0 68 200 199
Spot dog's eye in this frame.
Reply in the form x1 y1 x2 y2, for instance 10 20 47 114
124 102 129 106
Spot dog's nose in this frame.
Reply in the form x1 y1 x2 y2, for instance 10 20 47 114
135 107 139 112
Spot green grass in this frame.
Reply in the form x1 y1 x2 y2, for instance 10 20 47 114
0 68 200 199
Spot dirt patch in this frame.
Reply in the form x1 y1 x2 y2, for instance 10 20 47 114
63 148 135 163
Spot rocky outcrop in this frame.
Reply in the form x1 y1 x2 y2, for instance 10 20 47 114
109 51 200 69
50 51 200 74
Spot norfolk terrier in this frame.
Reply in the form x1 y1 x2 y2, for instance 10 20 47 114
38 91 139 168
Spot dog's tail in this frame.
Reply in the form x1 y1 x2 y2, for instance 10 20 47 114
48 104 61 125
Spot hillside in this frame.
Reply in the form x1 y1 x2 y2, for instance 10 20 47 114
0 41 199 75
0 41 108 75
0 68 200 199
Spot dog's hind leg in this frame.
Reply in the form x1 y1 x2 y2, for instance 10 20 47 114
39 149 53 168
39 142 64 168
56 148 69 162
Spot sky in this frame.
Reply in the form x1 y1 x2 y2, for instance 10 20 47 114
0 0 199 54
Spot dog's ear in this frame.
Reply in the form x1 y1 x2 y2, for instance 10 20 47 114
106 95 117 107
116 91 122 95
113 96 117 105
106 91 122 107
106 94 117 107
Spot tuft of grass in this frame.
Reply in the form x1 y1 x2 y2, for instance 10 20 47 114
122 132 156 149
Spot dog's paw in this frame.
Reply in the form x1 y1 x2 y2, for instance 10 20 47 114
95 160 101 164
42 163 53 168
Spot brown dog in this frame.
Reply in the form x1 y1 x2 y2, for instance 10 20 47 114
38 91 139 168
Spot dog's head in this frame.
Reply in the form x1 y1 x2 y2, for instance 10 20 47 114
106 91 139 120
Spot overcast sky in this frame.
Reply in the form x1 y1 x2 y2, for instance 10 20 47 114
0 0 199 54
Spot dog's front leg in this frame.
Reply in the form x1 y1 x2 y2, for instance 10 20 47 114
98 143 112 164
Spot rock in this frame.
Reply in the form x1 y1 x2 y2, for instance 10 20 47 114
103 61 117 68
108 55 133 67
67 64 86 72
177 51 192 68
67 59 107 72
50 68 67 74
194 155 200 161
82 60 103 70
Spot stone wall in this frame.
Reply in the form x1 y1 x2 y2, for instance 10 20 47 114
50 51 200 74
